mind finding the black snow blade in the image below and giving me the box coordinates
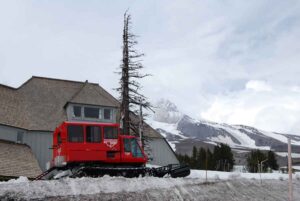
[151,164,190,178]
[169,164,191,178]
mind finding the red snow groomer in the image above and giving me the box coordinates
[36,121,190,180]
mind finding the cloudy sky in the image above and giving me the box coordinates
[1,0,300,134]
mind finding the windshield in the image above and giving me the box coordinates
[123,138,143,158]
[130,138,143,158]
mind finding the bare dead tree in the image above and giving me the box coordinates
[116,11,151,135]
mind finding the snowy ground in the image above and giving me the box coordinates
[1,170,300,201]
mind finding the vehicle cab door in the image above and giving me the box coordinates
[53,131,62,156]
[52,130,65,167]
[121,137,147,163]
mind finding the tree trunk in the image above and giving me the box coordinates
[121,13,130,135]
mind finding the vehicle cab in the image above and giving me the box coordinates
[51,121,147,168]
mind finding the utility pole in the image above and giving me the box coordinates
[260,158,268,185]
[288,138,293,201]
[258,160,260,180]
[205,149,208,183]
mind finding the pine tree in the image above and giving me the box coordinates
[266,150,279,170]
[246,150,267,173]
[176,153,192,166]
[206,149,215,170]
[198,148,206,170]
[116,12,151,135]
[183,154,191,165]
[213,143,234,171]
[191,146,198,168]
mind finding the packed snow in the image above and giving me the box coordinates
[1,170,300,200]
[147,118,187,151]
[209,123,258,148]
[195,120,271,150]
[148,120,187,140]
[188,169,299,180]
[210,135,236,146]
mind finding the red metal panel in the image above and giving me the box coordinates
[52,121,147,167]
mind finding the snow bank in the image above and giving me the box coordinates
[1,171,300,200]
[0,176,29,184]
[188,169,298,180]
[0,176,200,200]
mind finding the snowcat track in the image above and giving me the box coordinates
[35,164,190,180]
[34,167,56,180]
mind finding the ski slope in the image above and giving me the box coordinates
[149,99,300,152]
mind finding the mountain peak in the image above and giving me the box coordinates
[155,99,179,112]
[153,99,183,124]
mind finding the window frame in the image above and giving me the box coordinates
[72,106,82,118]
[86,125,102,143]
[123,138,131,152]
[130,138,143,158]
[104,126,119,139]
[103,108,112,120]
[67,125,84,143]
[84,106,101,119]
[69,104,116,123]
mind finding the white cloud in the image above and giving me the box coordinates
[245,80,272,92]
[201,82,300,134]
[0,1,300,134]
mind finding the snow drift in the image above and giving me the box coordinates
[1,171,300,201]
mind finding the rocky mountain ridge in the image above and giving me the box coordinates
[147,99,300,156]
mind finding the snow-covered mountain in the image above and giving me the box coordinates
[153,99,183,124]
[147,99,300,154]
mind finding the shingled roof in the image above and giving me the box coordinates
[0,76,162,138]
[0,140,42,178]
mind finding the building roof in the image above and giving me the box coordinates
[0,140,42,178]
[0,76,162,138]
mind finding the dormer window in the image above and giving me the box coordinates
[69,104,115,123]
[84,107,101,119]
[104,108,112,120]
[73,106,82,118]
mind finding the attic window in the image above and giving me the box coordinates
[104,108,112,120]
[84,107,100,119]
[73,106,81,117]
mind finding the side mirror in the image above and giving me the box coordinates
[50,145,58,149]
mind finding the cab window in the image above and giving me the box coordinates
[130,139,143,157]
[104,127,118,139]
[124,138,131,152]
[68,125,84,142]
[86,126,102,143]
